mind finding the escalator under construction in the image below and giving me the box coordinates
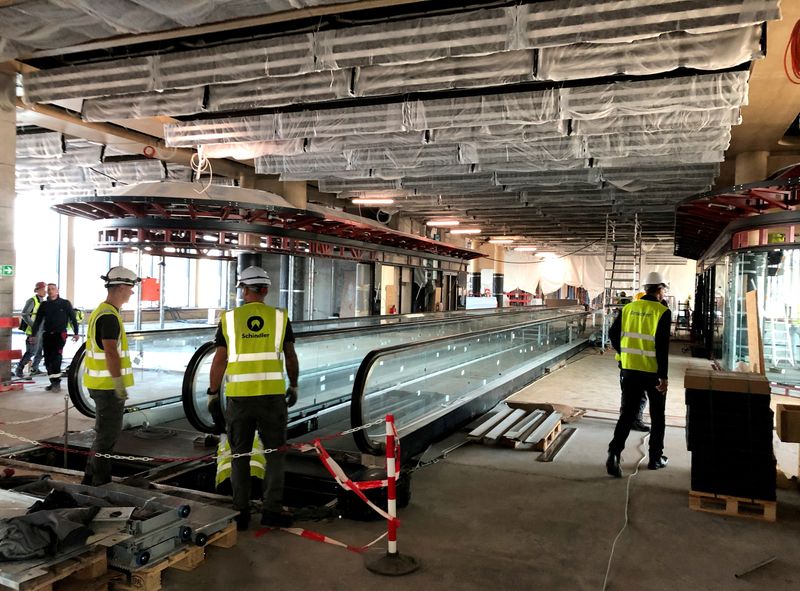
[1,307,590,511]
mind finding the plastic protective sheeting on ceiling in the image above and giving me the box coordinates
[570,108,742,135]
[538,25,763,80]
[82,87,205,122]
[22,0,778,104]
[0,0,347,61]
[15,132,63,158]
[560,71,750,120]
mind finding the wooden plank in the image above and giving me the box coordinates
[503,410,545,441]
[523,412,562,445]
[745,290,765,375]
[689,490,776,522]
[483,409,527,443]
[14,548,107,591]
[467,406,514,440]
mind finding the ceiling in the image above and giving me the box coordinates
[6,0,799,264]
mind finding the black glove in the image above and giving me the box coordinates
[207,389,225,433]
[285,386,298,408]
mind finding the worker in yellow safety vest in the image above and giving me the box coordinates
[207,266,300,531]
[15,281,46,378]
[606,271,672,478]
[82,266,141,486]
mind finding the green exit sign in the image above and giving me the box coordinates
[1,265,14,276]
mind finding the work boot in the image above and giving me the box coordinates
[631,419,650,432]
[606,453,622,478]
[648,456,669,470]
[45,384,61,392]
[30,368,43,376]
[235,512,250,531]
[261,510,293,528]
[14,366,24,378]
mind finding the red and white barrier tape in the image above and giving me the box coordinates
[313,439,393,522]
[255,526,387,554]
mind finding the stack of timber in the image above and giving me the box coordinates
[468,403,577,459]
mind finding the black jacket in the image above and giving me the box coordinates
[31,297,79,335]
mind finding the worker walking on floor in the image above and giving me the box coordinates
[16,281,46,378]
[30,283,80,392]
[606,271,672,478]
[208,266,300,531]
[81,266,140,486]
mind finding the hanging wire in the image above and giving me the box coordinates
[784,19,800,84]
[191,145,213,194]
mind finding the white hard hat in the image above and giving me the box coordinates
[643,271,668,288]
[238,266,271,287]
[102,266,141,287]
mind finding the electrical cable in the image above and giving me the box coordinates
[190,146,213,194]
[784,19,800,84]
[601,432,649,591]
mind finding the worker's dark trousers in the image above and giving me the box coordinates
[83,389,126,486]
[619,372,647,423]
[42,331,67,387]
[227,395,287,514]
[609,371,666,462]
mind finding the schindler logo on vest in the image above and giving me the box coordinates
[242,315,270,339]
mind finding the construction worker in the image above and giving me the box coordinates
[16,281,46,378]
[81,266,140,486]
[606,271,672,478]
[208,266,299,531]
[30,283,79,392]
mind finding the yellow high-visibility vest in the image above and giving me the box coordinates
[82,302,133,390]
[222,303,287,397]
[215,434,266,488]
[24,297,41,336]
[619,299,667,374]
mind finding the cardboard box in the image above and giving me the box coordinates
[683,368,771,395]
[776,404,800,443]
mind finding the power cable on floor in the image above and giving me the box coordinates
[602,432,649,591]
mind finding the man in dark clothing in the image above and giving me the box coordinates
[30,283,79,392]
[16,281,46,377]
[606,272,672,478]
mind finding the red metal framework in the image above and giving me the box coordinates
[53,195,483,266]
[675,164,800,259]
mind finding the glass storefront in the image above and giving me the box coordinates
[718,246,800,390]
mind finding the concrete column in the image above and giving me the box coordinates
[493,244,505,308]
[734,151,769,185]
[282,181,307,209]
[60,216,76,302]
[0,73,15,381]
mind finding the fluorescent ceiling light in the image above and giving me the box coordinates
[488,238,514,244]
[426,219,460,226]
[202,234,217,242]
[514,246,538,251]
[450,228,481,234]
[352,197,395,205]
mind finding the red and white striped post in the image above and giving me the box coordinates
[365,414,419,576]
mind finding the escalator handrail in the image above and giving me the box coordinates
[349,310,588,455]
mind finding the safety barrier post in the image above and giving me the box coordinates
[365,414,419,576]
[0,316,23,391]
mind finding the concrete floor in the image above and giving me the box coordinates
[3,343,800,590]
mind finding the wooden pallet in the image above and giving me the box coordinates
[533,420,562,452]
[689,490,777,523]
[4,547,108,591]
[111,523,237,591]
